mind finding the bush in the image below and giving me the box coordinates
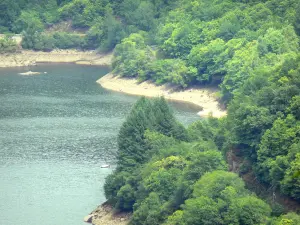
[22,31,86,51]
[0,36,18,53]
[53,32,86,49]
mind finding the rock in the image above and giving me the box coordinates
[101,164,110,168]
[84,214,94,223]
[18,71,41,75]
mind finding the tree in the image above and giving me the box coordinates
[116,184,136,210]
[170,171,271,225]
[112,32,154,77]
[281,153,300,200]
[116,97,154,171]
[13,10,44,33]
[192,171,246,200]
[0,1,23,32]
[151,97,188,141]
[258,26,299,56]
[182,196,221,225]
[99,5,126,51]
[116,96,188,171]
[188,38,227,84]
[288,96,300,120]
[130,192,163,225]
[227,196,271,225]
[0,37,18,53]
[143,59,197,87]
[257,115,300,187]
[104,171,129,204]
[274,213,300,225]
[221,41,260,101]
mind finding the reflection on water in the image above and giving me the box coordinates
[0,64,200,225]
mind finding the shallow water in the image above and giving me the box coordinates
[0,64,200,225]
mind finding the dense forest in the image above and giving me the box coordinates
[105,96,300,224]
[1,0,300,224]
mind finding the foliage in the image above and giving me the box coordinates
[188,38,227,84]
[13,10,44,33]
[112,33,154,78]
[166,171,271,225]
[22,31,86,51]
[0,1,23,33]
[0,37,18,53]
[104,97,189,211]
[144,59,197,88]
[105,0,300,223]
[273,213,300,225]
[225,54,300,200]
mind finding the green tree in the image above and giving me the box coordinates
[182,196,221,225]
[257,115,300,187]
[281,153,300,200]
[0,37,18,53]
[227,196,271,225]
[188,38,227,84]
[143,59,197,87]
[221,41,260,101]
[116,97,154,171]
[274,213,300,225]
[99,5,126,51]
[130,192,163,225]
[151,97,188,141]
[169,171,271,225]
[13,10,44,33]
[116,184,136,210]
[112,32,154,77]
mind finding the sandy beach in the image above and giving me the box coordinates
[0,50,112,68]
[97,73,227,118]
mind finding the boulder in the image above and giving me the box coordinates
[84,214,94,223]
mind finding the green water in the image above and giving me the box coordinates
[0,64,200,225]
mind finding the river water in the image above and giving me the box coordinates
[0,64,200,225]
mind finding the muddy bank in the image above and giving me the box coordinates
[0,50,112,68]
[97,73,227,118]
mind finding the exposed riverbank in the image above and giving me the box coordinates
[0,50,112,67]
[1,49,226,117]
[97,73,227,118]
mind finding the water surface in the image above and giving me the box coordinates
[0,64,200,225]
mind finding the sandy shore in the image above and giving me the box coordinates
[97,73,227,118]
[1,49,226,117]
[0,50,112,67]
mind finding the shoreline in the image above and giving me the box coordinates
[97,73,227,118]
[85,202,131,225]
[1,50,227,118]
[0,50,112,68]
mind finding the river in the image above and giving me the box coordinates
[0,64,200,225]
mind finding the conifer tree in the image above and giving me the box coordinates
[117,97,154,171]
[152,97,188,141]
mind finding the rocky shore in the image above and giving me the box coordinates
[97,73,227,118]
[0,50,112,68]
[84,202,131,225]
